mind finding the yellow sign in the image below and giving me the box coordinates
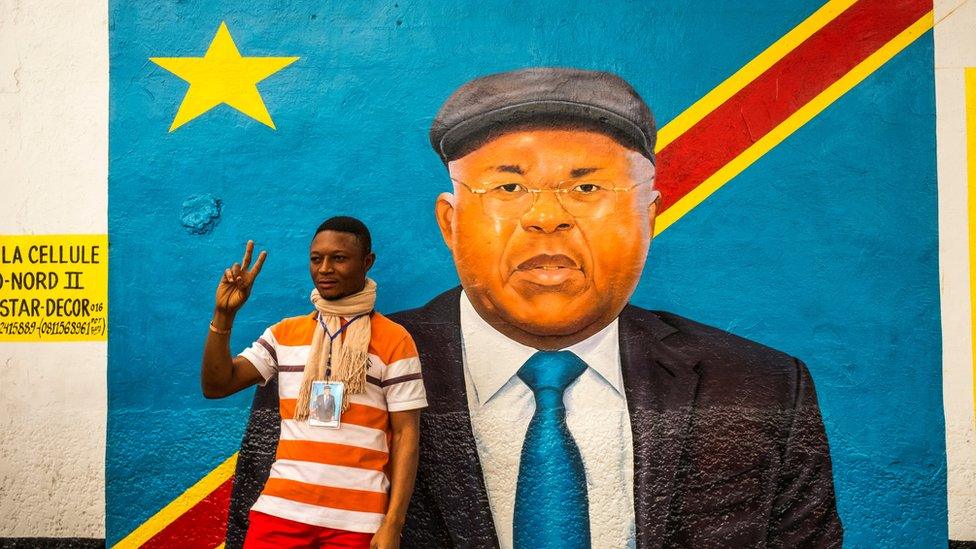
[0,234,108,341]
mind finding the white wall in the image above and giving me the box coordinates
[936,0,976,541]
[0,0,107,537]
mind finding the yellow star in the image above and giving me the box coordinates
[150,22,299,131]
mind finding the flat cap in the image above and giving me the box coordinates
[430,67,656,164]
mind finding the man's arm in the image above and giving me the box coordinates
[200,240,268,399]
[372,409,422,549]
[767,359,843,547]
[201,310,264,398]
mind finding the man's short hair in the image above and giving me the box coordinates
[314,216,372,255]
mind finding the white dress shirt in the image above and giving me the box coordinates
[459,291,636,549]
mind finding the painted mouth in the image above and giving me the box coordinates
[516,254,579,271]
[513,254,582,286]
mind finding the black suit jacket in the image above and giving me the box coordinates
[226,287,842,548]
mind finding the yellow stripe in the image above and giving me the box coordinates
[655,0,856,151]
[655,11,934,235]
[111,453,238,549]
[967,67,976,420]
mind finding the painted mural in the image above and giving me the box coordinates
[232,67,844,549]
[104,0,947,548]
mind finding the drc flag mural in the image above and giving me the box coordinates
[106,0,944,547]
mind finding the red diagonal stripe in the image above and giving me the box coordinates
[141,477,233,548]
[656,0,931,212]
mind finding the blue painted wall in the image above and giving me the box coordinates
[108,1,942,546]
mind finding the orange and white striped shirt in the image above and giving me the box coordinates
[239,311,427,533]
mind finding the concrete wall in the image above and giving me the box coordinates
[935,0,976,541]
[0,0,107,541]
[3,0,976,547]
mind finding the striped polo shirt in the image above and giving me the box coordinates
[239,311,427,533]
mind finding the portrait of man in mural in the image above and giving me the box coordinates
[389,67,843,548]
[229,68,843,548]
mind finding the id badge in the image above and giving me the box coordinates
[308,380,344,429]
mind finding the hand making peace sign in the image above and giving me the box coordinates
[215,240,268,314]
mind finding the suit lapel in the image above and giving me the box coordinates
[411,288,499,548]
[619,305,701,549]
[409,293,699,548]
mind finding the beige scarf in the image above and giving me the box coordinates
[294,278,376,421]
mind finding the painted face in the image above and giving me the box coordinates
[437,129,658,342]
[309,230,374,300]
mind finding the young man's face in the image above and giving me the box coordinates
[437,129,658,341]
[309,230,375,300]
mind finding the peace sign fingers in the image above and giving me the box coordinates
[250,250,268,279]
[241,240,268,281]
[242,240,255,270]
[214,240,268,314]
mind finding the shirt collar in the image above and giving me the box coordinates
[459,290,623,406]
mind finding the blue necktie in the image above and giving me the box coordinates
[514,351,591,549]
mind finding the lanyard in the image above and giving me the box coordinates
[318,312,370,380]
[318,312,369,342]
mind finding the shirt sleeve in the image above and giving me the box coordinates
[238,326,279,386]
[382,333,428,412]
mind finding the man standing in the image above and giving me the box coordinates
[390,68,842,548]
[202,216,426,548]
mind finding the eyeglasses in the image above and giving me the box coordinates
[451,177,659,219]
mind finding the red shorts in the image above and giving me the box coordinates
[243,510,374,549]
